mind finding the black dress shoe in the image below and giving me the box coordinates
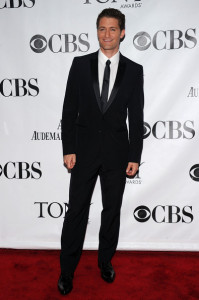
[58,274,73,295]
[98,261,115,283]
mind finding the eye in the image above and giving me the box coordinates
[30,35,47,53]
[143,122,151,138]
[134,206,151,222]
[189,164,199,181]
[133,31,151,50]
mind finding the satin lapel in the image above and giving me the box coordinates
[90,53,101,112]
[103,56,126,114]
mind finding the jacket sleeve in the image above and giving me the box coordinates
[61,57,79,156]
[128,65,144,164]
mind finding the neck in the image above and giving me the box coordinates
[100,47,119,58]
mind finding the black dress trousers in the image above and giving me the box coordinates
[60,148,126,275]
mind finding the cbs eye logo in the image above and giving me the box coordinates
[189,164,199,182]
[133,29,197,51]
[134,206,151,222]
[30,33,90,53]
[143,122,151,139]
[133,205,193,223]
[133,32,151,51]
[30,35,47,53]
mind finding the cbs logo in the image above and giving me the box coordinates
[0,0,35,8]
[0,78,39,97]
[133,205,193,223]
[133,29,197,51]
[0,162,42,179]
[143,121,195,139]
[30,34,90,53]
[189,164,199,182]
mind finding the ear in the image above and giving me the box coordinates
[120,29,125,39]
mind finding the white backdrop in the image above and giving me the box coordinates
[0,0,199,251]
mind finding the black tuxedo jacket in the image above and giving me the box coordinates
[61,51,144,168]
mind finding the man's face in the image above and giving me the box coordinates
[97,17,125,53]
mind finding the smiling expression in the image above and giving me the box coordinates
[97,17,125,57]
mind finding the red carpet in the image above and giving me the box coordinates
[0,249,199,300]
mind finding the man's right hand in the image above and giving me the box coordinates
[63,154,76,169]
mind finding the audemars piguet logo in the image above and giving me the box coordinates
[187,86,199,98]
[31,120,61,141]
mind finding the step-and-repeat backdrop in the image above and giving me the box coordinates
[1,0,199,250]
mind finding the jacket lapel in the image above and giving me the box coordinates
[90,52,101,112]
[104,54,126,114]
[90,52,126,114]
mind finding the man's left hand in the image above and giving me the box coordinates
[126,162,139,176]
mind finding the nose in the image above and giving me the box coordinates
[105,29,110,37]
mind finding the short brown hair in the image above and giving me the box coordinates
[96,8,125,31]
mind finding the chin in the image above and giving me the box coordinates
[101,46,114,51]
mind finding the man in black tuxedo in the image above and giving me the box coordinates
[58,8,144,295]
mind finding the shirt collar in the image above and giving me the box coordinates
[98,49,120,66]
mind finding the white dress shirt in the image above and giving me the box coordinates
[98,49,120,100]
